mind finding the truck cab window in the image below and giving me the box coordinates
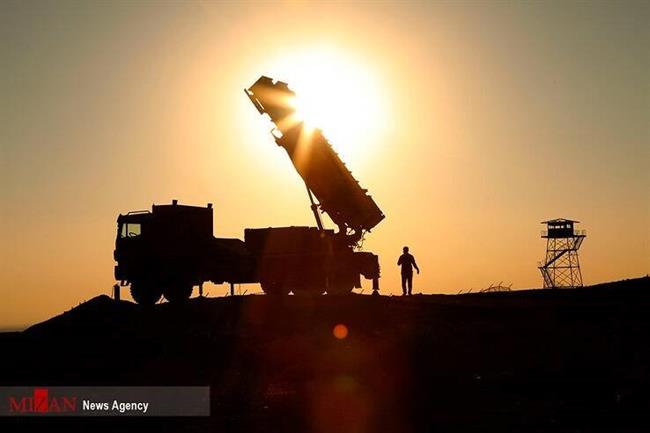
[121,223,141,238]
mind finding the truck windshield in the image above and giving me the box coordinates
[120,223,141,238]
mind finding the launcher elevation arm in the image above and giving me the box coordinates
[245,76,384,246]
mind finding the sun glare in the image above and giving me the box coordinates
[266,48,387,162]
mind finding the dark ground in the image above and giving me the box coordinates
[1,277,649,432]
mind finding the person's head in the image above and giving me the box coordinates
[403,246,409,253]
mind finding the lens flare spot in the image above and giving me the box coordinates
[333,323,348,339]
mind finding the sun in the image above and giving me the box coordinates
[264,47,387,162]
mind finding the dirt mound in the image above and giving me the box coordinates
[2,277,649,432]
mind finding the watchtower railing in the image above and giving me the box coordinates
[541,229,587,237]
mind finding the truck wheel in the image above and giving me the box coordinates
[293,288,325,297]
[327,276,354,295]
[291,276,326,296]
[261,280,289,295]
[327,285,353,295]
[163,283,193,303]
[130,283,162,305]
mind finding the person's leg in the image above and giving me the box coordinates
[407,274,413,295]
[401,273,407,295]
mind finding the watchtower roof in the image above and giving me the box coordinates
[541,218,580,224]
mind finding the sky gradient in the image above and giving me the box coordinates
[1,1,649,329]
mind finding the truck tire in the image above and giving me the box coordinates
[163,283,193,303]
[293,288,325,296]
[261,279,289,295]
[326,275,354,295]
[293,279,326,296]
[130,283,162,305]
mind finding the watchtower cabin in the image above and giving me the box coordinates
[544,219,576,238]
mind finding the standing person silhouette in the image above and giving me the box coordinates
[397,246,419,296]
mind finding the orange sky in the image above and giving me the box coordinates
[1,1,648,329]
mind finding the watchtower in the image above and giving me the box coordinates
[538,218,586,288]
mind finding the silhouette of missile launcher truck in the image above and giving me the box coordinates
[114,76,384,304]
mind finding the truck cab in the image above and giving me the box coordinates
[114,200,253,304]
